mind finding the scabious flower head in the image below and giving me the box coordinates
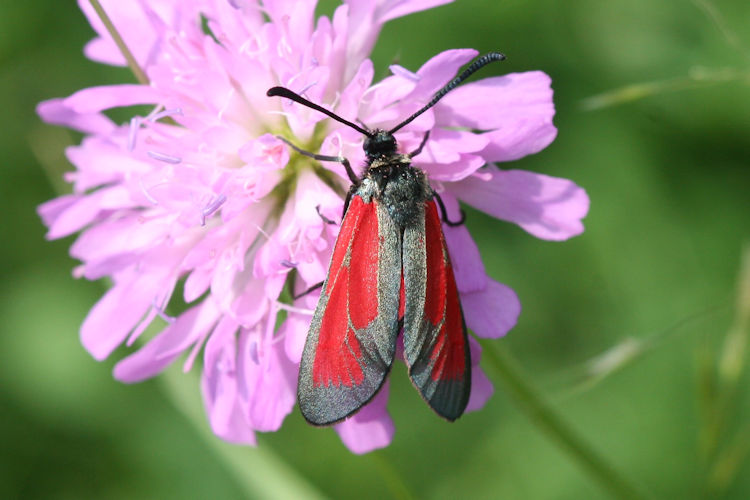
[38,0,588,453]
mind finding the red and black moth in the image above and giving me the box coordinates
[268,52,505,426]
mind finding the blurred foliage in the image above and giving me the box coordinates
[2,0,749,498]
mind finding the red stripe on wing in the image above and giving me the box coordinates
[312,196,380,388]
[422,200,467,383]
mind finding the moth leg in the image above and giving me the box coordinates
[292,281,324,301]
[276,135,359,185]
[341,191,354,219]
[315,205,337,225]
[434,192,466,227]
[408,131,430,158]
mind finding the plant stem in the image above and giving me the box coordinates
[88,0,150,85]
[483,342,650,500]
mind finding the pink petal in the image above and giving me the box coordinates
[37,195,80,235]
[334,383,394,454]
[184,266,213,303]
[45,187,134,240]
[78,0,174,67]
[420,153,485,182]
[36,98,116,135]
[63,85,160,113]
[462,278,520,338]
[47,193,101,240]
[449,168,590,241]
[409,48,478,100]
[201,316,256,445]
[81,276,154,360]
[375,0,454,23]
[237,330,297,432]
[436,71,557,162]
[437,71,554,129]
[113,300,220,382]
[282,306,315,364]
[466,366,494,412]
[478,123,558,163]
[439,193,488,293]
[465,337,494,412]
[154,298,220,359]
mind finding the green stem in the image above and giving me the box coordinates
[483,342,650,500]
[159,365,326,500]
[371,451,415,500]
[88,0,150,85]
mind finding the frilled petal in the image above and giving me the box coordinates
[77,0,183,67]
[37,195,79,232]
[282,299,317,364]
[236,327,297,432]
[374,0,453,23]
[113,299,220,382]
[435,71,557,162]
[201,316,257,445]
[438,192,488,293]
[334,383,394,454]
[36,98,116,135]
[465,338,494,412]
[462,278,520,338]
[44,187,135,240]
[406,48,478,101]
[63,85,160,113]
[80,271,160,360]
[449,168,589,241]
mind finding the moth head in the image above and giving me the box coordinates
[363,130,397,160]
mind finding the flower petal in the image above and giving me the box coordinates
[201,316,257,445]
[466,366,494,412]
[334,383,394,454]
[237,329,297,432]
[439,193,488,293]
[375,0,454,23]
[113,299,220,382]
[80,274,156,360]
[435,71,557,162]
[462,278,520,338]
[449,168,589,241]
[36,98,116,135]
[63,85,160,113]
[465,337,494,412]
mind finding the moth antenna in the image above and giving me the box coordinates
[389,52,506,134]
[267,86,372,137]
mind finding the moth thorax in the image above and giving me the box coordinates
[380,165,432,228]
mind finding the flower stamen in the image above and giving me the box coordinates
[200,194,227,226]
[128,116,141,151]
[147,150,182,164]
[149,107,183,122]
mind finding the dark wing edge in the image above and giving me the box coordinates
[402,200,471,421]
[298,196,402,425]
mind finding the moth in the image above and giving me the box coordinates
[268,52,505,425]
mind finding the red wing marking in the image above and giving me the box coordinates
[402,199,470,421]
[298,196,401,425]
[312,196,379,387]
[422,201,467,382]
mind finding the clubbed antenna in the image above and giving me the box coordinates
[266,86,372,137]
[389,52,506,134]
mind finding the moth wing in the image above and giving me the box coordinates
[402,199,471,421]
[298,196,401,425]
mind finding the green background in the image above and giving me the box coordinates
[2,0,749,498]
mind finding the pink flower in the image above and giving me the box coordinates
[38,0,588,454]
